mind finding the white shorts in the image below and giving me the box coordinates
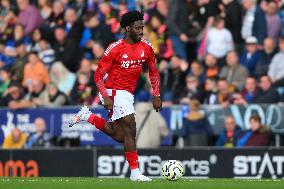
[99,89,135,121]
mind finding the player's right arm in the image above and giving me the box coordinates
[94,44,115,110]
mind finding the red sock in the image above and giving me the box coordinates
[125,151,139,170]
[87,113,106,131]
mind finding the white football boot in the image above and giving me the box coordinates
[69,106,92,127]
[130,168,152,182]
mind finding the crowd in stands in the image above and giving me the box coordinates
[0,0,284,148]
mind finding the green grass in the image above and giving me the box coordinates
[0,177,284,189]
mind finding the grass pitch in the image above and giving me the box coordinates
[0,177,284,189]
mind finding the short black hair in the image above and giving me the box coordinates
[120,11,144,28]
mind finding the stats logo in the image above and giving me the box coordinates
[97,154,217,178]
[233,153,284,178]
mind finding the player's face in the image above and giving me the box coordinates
[128,20,144,42]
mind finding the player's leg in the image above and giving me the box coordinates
[116,114,152,181]
[69,106,124,143]
[88,115,125,143]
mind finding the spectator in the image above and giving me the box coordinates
[64,8,83,41]
[206,15,234,59]
[241,0,267,44]
[237,114,270,147]
[37,0,53,20]
[98,1,121,36]
[189,60,205,86]
[146,14,173,60]
[135,90,169,148]
[265,1,281,43]
[2,128,27,149]
[25,79,49,108]
[0,66,11,97]
[217,78,235,107]
[239,36,262,76]
[52,24,83,72]
[0,42,16,68]
[215,116,242,147]
[219,0,243,48]
[159,55,187,102]
[0,83,27,108]
[38,38,55,69]
[234,77,258,105]
[220,51,249,91]
[17,0,43,35]
[30,28,42,52]
[0,0,17,38]
[52,25,66,60]
[255,37,277,78]
[13,24,31,45]
[72,0,87,18]
[166,0,189,60]
[44,82,69,107]
[204,54,219,78]
[70,72,94,105]
[80,12,114,50]
[204,77,219,105]
[268,37,284,85]
[49,61,76,95]
[181,99,212,146]
[196,0,219,28]
[10,41,28,82]
[22,51,50,87]
[254,75,280,103]
[178,75,205,104]
[26,117,52,148]
[45,0,65,32]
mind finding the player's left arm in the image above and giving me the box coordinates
[146,45,162,112]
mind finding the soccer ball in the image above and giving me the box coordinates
[162,160,184,181]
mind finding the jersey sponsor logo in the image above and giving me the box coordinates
[121,59,145,68]
[104,39,123,56]
[122,54,128,59]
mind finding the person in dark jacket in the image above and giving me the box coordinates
[254,75,280,103]
[236,114,270,147]
[52,8,83,73]
[220,0,243,46]
[26,117,52,148]
[181,99,212,146]
[166,0,190,60]
[255,37,277,78]
[215,116,242,147]
[80,12,114,49]
[241,0,267,45]
[239,36,262,76]
[160,55,187,103]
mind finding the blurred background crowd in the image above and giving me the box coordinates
[0,0,284,148]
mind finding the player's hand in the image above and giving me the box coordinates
[103,96,113,110]
[152,96,162,112]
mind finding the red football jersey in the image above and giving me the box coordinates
[97,38,158,94]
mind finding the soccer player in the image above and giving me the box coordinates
[69,11,162,181]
